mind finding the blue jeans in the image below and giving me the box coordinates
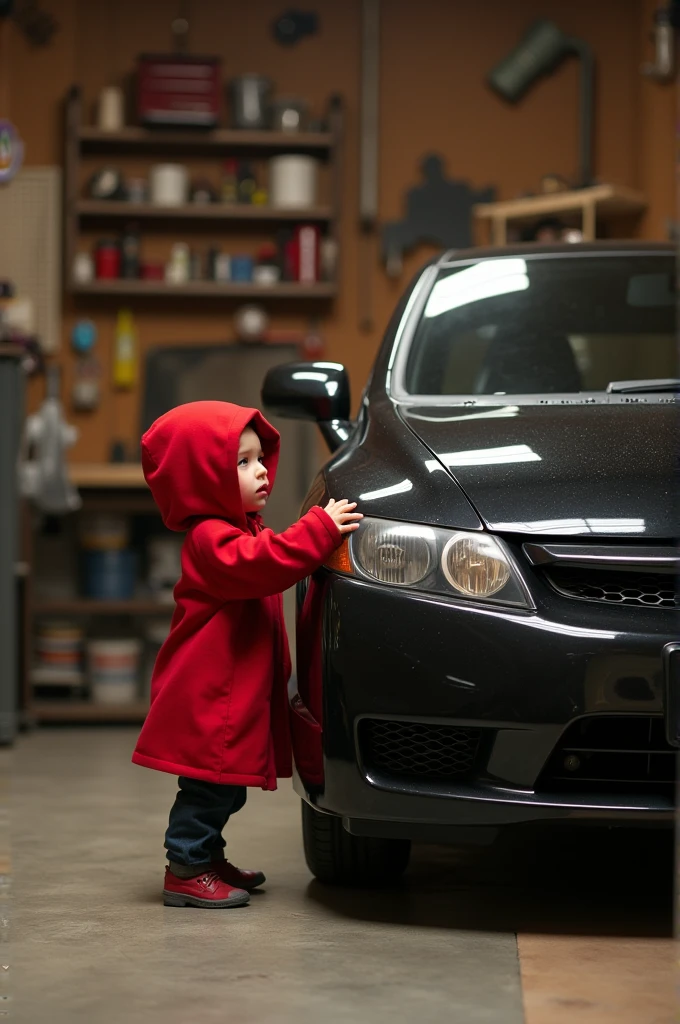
[164,776,247,868]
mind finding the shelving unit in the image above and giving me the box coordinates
[25,467,165,726]
[63,87,343,300]
[474,184,647,245]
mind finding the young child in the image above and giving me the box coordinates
[132,400,361,908]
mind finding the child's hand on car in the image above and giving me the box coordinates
[324,499,363,534]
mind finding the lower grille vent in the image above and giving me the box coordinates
[359,718,481,783]
[538,715,675,798]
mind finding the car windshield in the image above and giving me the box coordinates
[403,254,676,396]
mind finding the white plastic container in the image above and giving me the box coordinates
[88,639,141,704]
[97,86,124,132]
[147,536,182,603]
[73,252,95,283]
[165,242,190,284]
[150,164,188,206]
[269,155,319,208]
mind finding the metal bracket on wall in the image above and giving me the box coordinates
[11,0,58,46]
[359,0,379,332]
[642,2,677,81]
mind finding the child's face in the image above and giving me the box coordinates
[237,427,269,513]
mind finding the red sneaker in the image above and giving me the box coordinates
[163,867,250,908]
[211,858,266,891]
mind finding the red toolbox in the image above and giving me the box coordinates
[137,54,221,128]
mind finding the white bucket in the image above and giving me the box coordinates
[143,620,172,699]
[269,155,318,208]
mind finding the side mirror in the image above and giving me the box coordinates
[262,361,352,452]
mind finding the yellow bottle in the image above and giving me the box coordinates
[113,309,137,389]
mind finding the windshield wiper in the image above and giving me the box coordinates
[606,378,680,394]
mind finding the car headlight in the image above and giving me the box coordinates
[326,517,532,609]
[357,521,433,586]
[441,534,510,597]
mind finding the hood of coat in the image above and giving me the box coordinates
[141,401,280,532]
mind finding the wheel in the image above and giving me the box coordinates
[301,800,411,886]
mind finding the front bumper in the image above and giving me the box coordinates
[294,573,676,837]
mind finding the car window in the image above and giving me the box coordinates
[403,256,676,395]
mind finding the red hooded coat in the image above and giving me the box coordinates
[131,401,341,789]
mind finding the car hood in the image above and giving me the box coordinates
[399,402,677,539]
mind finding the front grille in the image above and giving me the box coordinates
[538,715,676,798]
[359,718,481,783]
[546,566,678,608]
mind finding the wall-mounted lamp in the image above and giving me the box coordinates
[487,20,594,188]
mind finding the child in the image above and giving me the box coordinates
[132,400,361,908]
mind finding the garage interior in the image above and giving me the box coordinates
[0,1,677,1022]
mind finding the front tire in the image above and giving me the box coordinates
[301,800,411,886]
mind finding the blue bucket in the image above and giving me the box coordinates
[83,549,137,600]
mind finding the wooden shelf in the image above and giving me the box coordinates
[68,463,146,488]
[474,184,647,245]
[69,280,337,299]
[31,668,85,687]
[0,343,23,358]
[76,200,333,222]
[78,126,334,153]
[475,184,647,221]
[33,701,148,723]
[33,600,174,616]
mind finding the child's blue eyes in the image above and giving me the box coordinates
[238,457,265,467]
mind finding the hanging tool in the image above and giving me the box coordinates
[171,0,189,53]
[382,155,496,276]
[272,9,318,46]
[20,365,81,514]
[642,3,677,82]
[358,0,379,332]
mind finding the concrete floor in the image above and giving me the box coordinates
[7,729,675,1024]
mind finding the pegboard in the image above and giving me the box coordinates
[0,166,62,353]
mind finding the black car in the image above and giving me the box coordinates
[263,242,678,886]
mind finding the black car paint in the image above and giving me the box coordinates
[399,402,677,538]
[263,243,678,839]
[318,576,672,826]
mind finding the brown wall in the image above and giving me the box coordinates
[2,0,675,462]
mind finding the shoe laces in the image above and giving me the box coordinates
[199,871,222,887]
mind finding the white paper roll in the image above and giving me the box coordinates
[97,87,124,132]
[269,155,319,208]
